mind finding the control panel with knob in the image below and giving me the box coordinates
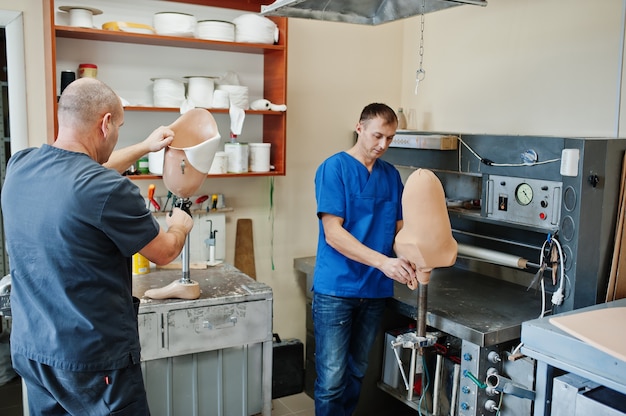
[486,175,562,229]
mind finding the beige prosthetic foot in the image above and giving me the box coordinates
[144,279,201,300]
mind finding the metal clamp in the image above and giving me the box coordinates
[390,331,439,393]
[173,197,193,216]
[392,331,438,350]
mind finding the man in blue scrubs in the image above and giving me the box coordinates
[1,78,194,415]
[313,103,417,416]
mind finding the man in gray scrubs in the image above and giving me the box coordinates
[1,78,193,415]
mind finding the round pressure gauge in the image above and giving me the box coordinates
[515,183,533,206]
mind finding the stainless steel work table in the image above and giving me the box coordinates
[133,265,273,416]
[391,267,543,347]
[520,299,626,416]
[133,266,272,315]
[295,256,542,347]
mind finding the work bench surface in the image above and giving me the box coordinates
[133,264,272,313]
[294,256,542,347]
[392,267,542,347]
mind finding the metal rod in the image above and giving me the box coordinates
[174,197,193,285]
[433,354,443,416]
[409,282,428,404]
[450,363,461,416]
[457,254,543,270]
[393,345,410,390]
[179,233,191,284]
[454,228,549,270]
[417,283,428,337]
[407,348,416,401]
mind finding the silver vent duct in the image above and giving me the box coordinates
[260,0,488,25]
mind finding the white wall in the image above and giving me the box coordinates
[400,0,626,137]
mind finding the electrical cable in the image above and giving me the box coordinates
[536,238,549,317]
[550,237,566,306]
[268,177,275,270]
[496,390,504,416]
[540,278,546,318]
[552,273,572,314]
[534,234,566,314]
[457,137,561,168]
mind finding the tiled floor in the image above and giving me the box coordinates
[271,392,315,416]
[0,376,314,416]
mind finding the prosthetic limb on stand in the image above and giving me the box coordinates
[143,199,201,300]
[391,169,459,406]
[144,109,221,301]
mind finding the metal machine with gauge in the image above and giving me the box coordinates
[485,175,562,229]
[371,134,626,416]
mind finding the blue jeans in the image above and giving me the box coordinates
[313,293,387,416]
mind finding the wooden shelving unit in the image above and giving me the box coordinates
[48,0,288,177]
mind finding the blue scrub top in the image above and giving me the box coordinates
[2,145,159,371]
[313,152,403,298]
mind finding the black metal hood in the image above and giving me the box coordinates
[261,0,488,25]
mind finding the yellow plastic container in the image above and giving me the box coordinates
[132,253,150,275]
[78,63,98,79]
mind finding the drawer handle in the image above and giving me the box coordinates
[199,316,238,331]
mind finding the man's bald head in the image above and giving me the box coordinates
[57,77,123,130]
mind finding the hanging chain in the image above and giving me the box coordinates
[415,0,426,94]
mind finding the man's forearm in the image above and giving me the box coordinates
[104,142,149,173]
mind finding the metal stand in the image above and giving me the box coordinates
[180,232,191,284]
[391,282,438,405]
[143,197,201,301]
[174,198,193,284]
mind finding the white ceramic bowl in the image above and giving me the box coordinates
[232,14,278,44]
[196,20,235,42]
[153,12,196,37]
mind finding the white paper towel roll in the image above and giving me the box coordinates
[560,148,580,177]
[186,76,215,108]
[457,243,528,269]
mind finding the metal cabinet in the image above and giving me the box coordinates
[134,265,273,416]
[521,299,626,416]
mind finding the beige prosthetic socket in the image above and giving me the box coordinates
[144,279,201,300]
[394,169,458,288]
[162,108,221,198]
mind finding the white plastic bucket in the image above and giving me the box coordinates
[224,142,249,173]
[209,151,229,174]
[249,143,271,172]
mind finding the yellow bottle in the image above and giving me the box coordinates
[132,253,150,275]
